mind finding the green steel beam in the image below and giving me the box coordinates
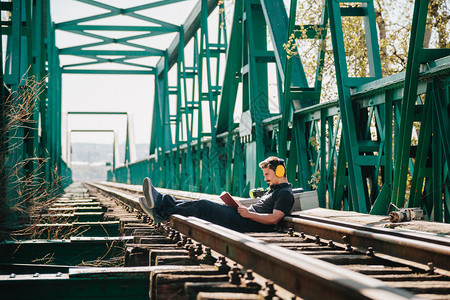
[216,0,243,192]
[55,0,191,73]
[260,0,309,89]
[392,0,430,208]
[155,0,219,76]
[0,237,130,265]
[0,266,152,300]
[62,70,154,74]
[0,0,71,226]
[328,0,382,213]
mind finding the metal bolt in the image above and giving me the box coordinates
[33,273,40,277]
[345,244,353,252]
[366,247,374,256]
[214,256,231,273]
[287,227,294,237]
[56,272,62,277]
[342,235,349,243]
[228,263,242,285]
[173,232,181,243]
[315,235,321,244]
[195,243,203,256]
[328,241,335,248]
[201,247,217,265]
[244,269,255,281]
[177,235,187,247]
[428,262,435,275]
[188,245,197,259]
[10,273,16,278]
[262,281,277,299]
[244,269,261,290]
[184,238,193,249]
[300,232,306,239]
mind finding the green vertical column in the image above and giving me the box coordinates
[176,27,195,190]
[200,0,220,194]
[328,0,365,212]
[3,0,29,223]
[327,0,382,213]
[391,0,429,207]
[244,0,270,188]
[370,91,393,214]
[216,0,242,192]
[282,0,327,197]
[278,0,297,159]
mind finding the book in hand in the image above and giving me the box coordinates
[220,191,239,209]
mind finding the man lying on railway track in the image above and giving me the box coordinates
[138,156,294,232]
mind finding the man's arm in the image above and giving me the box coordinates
[237,205,285,225]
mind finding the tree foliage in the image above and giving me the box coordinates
[293,0,449,101]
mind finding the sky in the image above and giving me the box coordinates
[50,0,206,162]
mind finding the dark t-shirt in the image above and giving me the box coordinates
[248,183,294,216]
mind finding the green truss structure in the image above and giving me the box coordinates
[0,0,72,225]
[1,0,449,224]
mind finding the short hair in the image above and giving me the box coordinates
[259,156,285,173]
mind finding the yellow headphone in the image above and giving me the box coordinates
[275,164,285,177]
[260,158,286,177]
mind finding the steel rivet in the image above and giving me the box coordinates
[10,273,16,278]
[366,247,374,256]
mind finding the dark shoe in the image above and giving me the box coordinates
[139,197,165,223]
[142,177,161,208]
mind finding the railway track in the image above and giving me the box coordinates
[87,181,450,300]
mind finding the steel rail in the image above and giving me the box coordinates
[87,182,448,298]
[169,215,418,300]
[285,214,450,246]
[86,182,141,211]
[90,182,450,271]
[282,216,450,272]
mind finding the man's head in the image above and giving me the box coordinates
[259,156,287,186]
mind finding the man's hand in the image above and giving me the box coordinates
[237,204,252,218]
[237,204,285,225]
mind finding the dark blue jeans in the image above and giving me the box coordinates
[155,195,276,233]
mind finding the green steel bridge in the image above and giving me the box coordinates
[0,0,449,227]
